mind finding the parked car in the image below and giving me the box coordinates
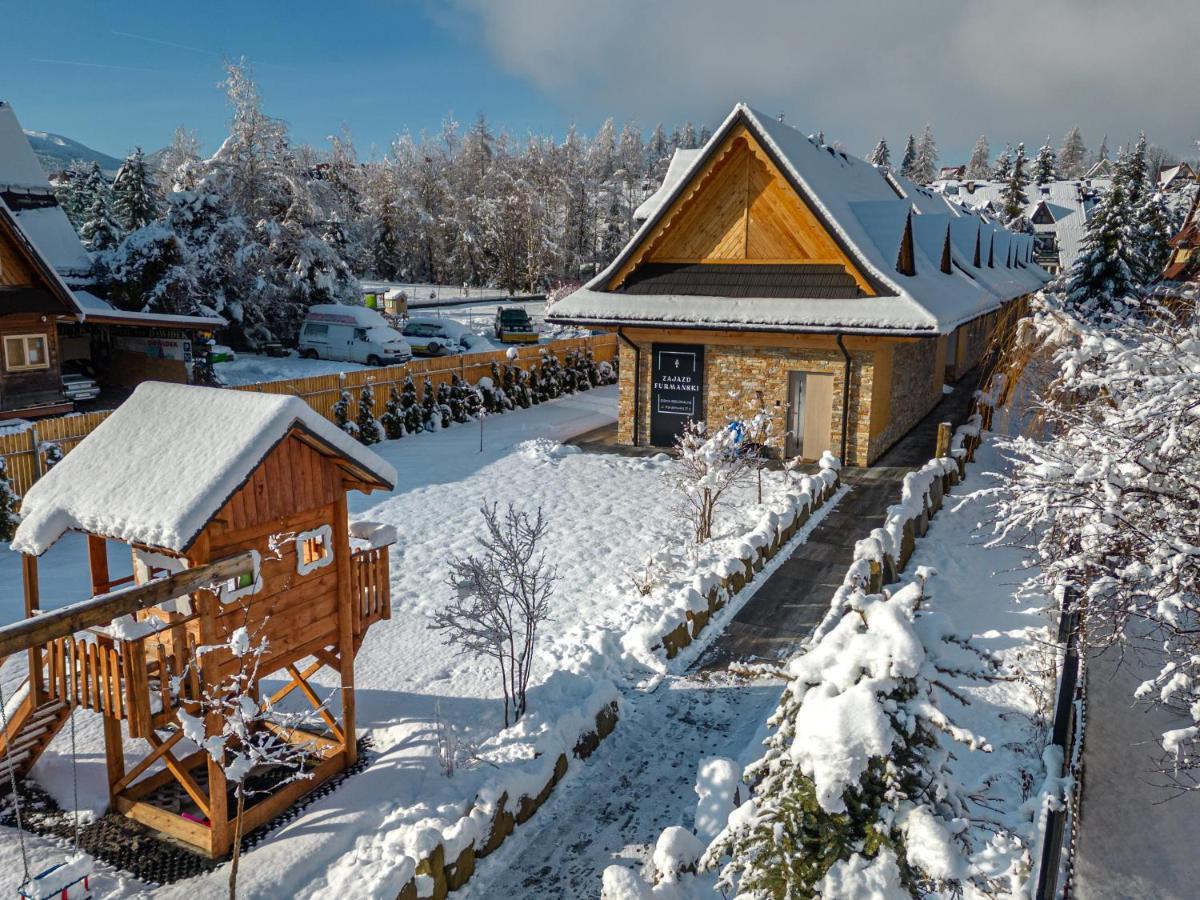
[494,306,538,344]
[298,304,413,365]
[402,318,471,357]
[61,359,100,403]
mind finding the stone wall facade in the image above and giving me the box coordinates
[870,336,941,460]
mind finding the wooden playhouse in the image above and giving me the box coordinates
[0,381,397,857]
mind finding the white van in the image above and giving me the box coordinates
[297,304,413,366]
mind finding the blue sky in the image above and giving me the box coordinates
[3,1,1196,165]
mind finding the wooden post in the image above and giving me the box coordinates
[102,715,125,809]
[88,534,110,595]
[332,492,357,766]
[22,554,44,705]
[190,536,230,859]
[935,421,952,459]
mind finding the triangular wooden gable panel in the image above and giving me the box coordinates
[0,223,38,287]
[607,124,876,295]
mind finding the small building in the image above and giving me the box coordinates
[0,101,223,418]
[1157,162,1195,192]
[936,164,967,182]
[5,382,397,857]
[1161,184,1200,284]
[548,104,1049,465]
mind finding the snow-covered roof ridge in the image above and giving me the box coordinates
[549,103,1049,336]
[0,101,52,190]
[13,382,397,557]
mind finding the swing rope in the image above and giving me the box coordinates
[0,677,31,886]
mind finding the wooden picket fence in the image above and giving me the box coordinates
[0,333,617,497]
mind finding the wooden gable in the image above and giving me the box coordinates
[607,124,876,295]
[0,225,37,287]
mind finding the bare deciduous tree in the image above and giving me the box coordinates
[433,502,557,727]
[670,420,752,543]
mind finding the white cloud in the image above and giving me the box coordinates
[450,0,1199,159]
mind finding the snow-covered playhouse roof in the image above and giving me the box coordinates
[550,104,1049,336]
[12,382,397,556]
[0,100,223,330]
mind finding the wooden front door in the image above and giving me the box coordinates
[786,371,834,461]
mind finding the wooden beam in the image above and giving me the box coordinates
[333,493,357,765]
[22,554,43,705]
[87,534,110,597]
[115,797,214,854]
[268,659,324,706]
[0,551,256,657]
[284,663,344,744]
[145,731,211,819]
[112,728,184,796]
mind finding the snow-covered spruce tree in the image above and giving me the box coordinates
[1059,127,1088,179]
[433,502,557,727]
[867,138,891,168]
[356,382,383,445]
[992,144,1013,182]
[703,581,996,897]
[1033,140,1058,185]
[401,374,423,435]
[111,147,160,231]
[0,457,19,542]
[912,124,938,185]
[540,351,563,400]
[332,389,358,437]
[966,134,991,180]
[53,160,92,232]
[381,385,406,440]
[992,297,1200,794]
[560,350,579,394]
[1063,160,1140,317]
[421,377,437,432]
[525,366,541,405]
[898,134,918,181]
[435,380,452,428]
[1134,189,1174,283]
[1125,133,1149,204]
[1001,143,1030,226]
[79,192,121,253]
[448,374,469,424]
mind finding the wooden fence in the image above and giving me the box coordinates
[0,333,617,497]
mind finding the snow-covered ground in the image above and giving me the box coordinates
[214,351,374,386]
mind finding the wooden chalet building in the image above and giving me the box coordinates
[548,104,1049,465]
[4,382,396,856]
[0,101,223,419]
[1160,181,1200,287]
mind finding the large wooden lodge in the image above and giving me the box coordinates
[549,104,1050,464]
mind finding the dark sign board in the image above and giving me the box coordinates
[650,343,705,447]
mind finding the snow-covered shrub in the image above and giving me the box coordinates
[400,374,422,435]
[703,579,997,897]
[356,382,383,445]
[670,420,751,543]
[40,441,65,470]
[993,294,1200,790]
[381,385,406,440]
[332,389,357,437]
[435,380,452,428]
[0,456,18,541]
[421,377,438,432]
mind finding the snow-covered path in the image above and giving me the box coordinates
[459,675,782,899]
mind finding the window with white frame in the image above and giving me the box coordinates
[219,549,262,604]
[4,334,49,372]
[296,525,334,576]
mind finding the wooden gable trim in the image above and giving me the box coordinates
[604,113,883,297]
[0,204,80,316]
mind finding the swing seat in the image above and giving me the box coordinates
[17,853,93,900]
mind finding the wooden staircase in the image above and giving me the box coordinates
[0,686,72,783]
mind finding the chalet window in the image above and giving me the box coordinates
[218,549,262,604]
[295,525,334,576]
[4,334,49,372]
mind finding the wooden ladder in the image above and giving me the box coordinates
[0,681,72,784]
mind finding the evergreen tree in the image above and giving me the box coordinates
[1125,133,1149,204]
[356,382,383,445]
[1059,126,1088,179]
[1134,189,1173,282]
[448,374,469,423]
[332,389,357,437]
[53,160,92,231]
[0,457,19,542]
[912,123,938,184]
[867,137,890,168]
[1064,155,1140,317]
[79,192,121,253]
[435,380,452,428]
[401,374,423,434]
[1096,135,1110,163]
[898,134,917,180]
[1033,140,1059,185]
[381,385,406,439]
[1001,143,1030,224]
[111,147,160,231]
[421,377,437,431]
[992,144,1013,181]
[966,134,991,179]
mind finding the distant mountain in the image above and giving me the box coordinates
[23,130,123,177]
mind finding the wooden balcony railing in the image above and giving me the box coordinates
[350,546,391,637]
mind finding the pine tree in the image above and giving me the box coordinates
[1125,133,1149,204]
[79,192,121,253]
[898,135,918,180]
[1134,189,1173,282]
[867,138,890,168]
[992,144,1013,181]
[435,381,452,428]
[1033,140,1059,185]
[401,374,423,434]
[1059,127,1088,179]
[421,377,437,431]
[53,160,93,231]
[111,147,160,231]
[356,382,383,445]
[966,134,991,179]
[448,374,469,424]
[332,390,357,437]
[381,385,406,440]
[912,124,938,184]
[1064,155,1140,317]
[0,457,19,542]
[1001,143,1030,224]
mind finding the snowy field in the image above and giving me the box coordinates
[0,384,816,897]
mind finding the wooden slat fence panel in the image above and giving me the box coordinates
[0,333,616,493]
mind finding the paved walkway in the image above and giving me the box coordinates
[694,380,977,671]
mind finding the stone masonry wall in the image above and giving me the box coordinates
[871,336,941,461]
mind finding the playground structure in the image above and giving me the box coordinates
[0,382,397,858]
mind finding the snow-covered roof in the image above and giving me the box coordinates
[633,148,703,223]
[550,104,1048,336]
[0,102,51,189]
[12,382,397,556]
[73,290,224,330]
